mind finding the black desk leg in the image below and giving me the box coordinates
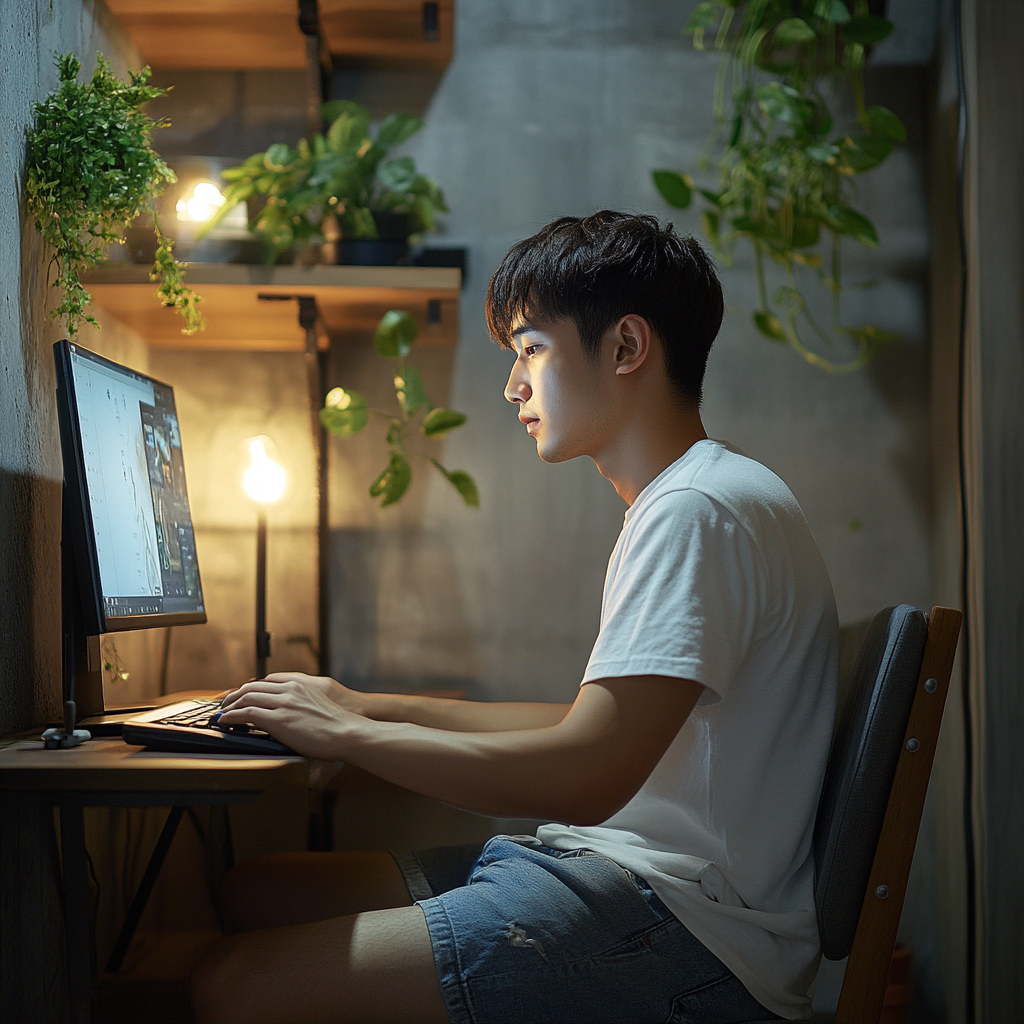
[60,803,93,1024]
[106,805,185,974]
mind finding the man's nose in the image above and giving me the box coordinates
[504,366,531,404]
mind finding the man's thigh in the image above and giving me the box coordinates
[192,904,449,1024]
[222,851,413,933]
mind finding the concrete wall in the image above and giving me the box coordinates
[0,3,146,1018]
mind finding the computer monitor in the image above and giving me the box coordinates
[54,340,206,725]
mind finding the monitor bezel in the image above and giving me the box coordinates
[54,339,208,634]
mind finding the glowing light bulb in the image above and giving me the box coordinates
[243,438,286,504]
[176,181,227,223]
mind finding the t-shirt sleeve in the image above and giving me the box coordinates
[583,488,768,703]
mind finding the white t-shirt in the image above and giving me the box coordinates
[537,439,839,1021]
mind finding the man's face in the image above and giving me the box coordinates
[504,316,614,463]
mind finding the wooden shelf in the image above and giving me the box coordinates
[82,263,461,351]
[104,0,454,71]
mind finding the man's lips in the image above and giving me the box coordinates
[519,414,539,434]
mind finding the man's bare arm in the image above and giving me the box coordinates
[218,675,701,824]
[262,672,571,732]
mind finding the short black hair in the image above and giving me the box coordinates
[485,211,724,405]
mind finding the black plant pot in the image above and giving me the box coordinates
[330,211,414,266]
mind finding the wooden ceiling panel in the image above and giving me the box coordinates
[104,0,453,71]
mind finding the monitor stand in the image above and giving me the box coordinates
[42,485,105,748]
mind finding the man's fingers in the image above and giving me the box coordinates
[220,679,290,706]
[216,705,279,727]
[265,671,311,683]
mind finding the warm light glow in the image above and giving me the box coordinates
[243,438,286,504]
[176,181,227,223]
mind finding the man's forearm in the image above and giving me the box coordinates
[351,692,572,732]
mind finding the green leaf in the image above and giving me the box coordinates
[806,143,839,163]
[700,189,724,208]
[652,169,693,208]
[753,311,787,343]
[374,309,419,357]
[327,111,370,155]
[264,143,293,170]
[429,459,480,508]
[773,18,817,45]
[378,156,417,193]
[445,470,480,508]
[814,0,850,25]
[369,451,412,507]
[422,407,467,437]
[863,105,907,143]
[320,99,369,123]
[319,387,369,435]
[839,135,894,173]
[755,82,816,125]
[841,15,894,45]
[828,205,879,247]
[376,112,423,149]
[684,1,717,33]
[394,364,430,416]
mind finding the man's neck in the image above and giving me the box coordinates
[592,404,708,506]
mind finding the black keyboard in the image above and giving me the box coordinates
[122,699,294,755]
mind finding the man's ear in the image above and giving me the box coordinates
[612,315,652,376]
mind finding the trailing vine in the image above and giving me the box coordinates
[320,310,478,509]
[24,53,203,338]
[653,1,900,372]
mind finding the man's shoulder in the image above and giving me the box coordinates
[643,441,803,526]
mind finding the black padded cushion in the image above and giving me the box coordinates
[813,604,928,960]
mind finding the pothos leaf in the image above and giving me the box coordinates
[773,18,816,45]
[429,459,480,508]
[375,309,419,357]
[369,451,412,507]
[394,364,430,416]
[422,407,467,437]
[652,169,694,209]
[753,311,788,343]
[320,387,369,435]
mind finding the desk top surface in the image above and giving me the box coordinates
[0,737,311,793]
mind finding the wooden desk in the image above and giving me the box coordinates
[0,736,313,1024]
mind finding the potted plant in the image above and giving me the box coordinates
[319,310,478,508]
[652,1,900,372]
[201,101,448,266]
[24,53,203,338]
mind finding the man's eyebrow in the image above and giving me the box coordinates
[511,321,541,338]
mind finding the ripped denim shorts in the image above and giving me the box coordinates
[392,836,782,1024]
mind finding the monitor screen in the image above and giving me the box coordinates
[56,341,206,632]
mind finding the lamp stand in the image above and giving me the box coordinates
[255,509,270,678]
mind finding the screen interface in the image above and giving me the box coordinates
[68,345,204,621]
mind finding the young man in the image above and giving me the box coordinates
[193,212,839,1024]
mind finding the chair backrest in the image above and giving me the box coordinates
[813,605,962,1024]
[814,604,928,960]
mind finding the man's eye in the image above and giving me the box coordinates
[524,345,539,356]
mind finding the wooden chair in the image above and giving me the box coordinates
[814,605,962,1023]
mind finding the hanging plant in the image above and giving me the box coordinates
[24,53,203,338]
[319,310,479,509]
[652,1,900,372]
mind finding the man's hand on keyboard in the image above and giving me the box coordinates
[247,672,369,715]
[217,676,357,760]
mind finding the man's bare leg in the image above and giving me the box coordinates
[221,851,413,933]
[191,904,449,1024]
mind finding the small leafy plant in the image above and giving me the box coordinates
[319,310,478,508]
[24,53,203,338]
[202,100,448,264]
[652,1,900,372]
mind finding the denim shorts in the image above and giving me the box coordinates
[392,836,783,1024]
